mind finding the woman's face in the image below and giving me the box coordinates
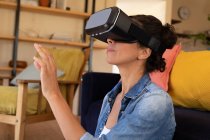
[106,38,142,66]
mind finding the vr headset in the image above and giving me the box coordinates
[85,6,160,51]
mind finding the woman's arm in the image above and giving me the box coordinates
[33,43,86,140]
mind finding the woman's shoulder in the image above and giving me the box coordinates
[147,82,172,102]
[134,82,174,117]
[145,81,171,101]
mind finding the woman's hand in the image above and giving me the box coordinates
[33,43,60,99]
[33,44,86,140]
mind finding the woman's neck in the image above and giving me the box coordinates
[118,64,145,96]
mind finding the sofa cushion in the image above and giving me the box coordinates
[169,50,210,111]
[150,45,181,91]
[0,86,46,115]
[173,106,210,140]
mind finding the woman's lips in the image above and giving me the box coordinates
[107,47,115,52]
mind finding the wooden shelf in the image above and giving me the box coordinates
[21,4,90,18]
[0,66,24,72]
[176,33,210,41]
[19,36,89,48]
[0,1,94,73]
[0,35,14,40]
[0,35,109,49]
[0,75,12,79]
[0,35,89,48]
[0,1,90,19]
[0,1,91,48]
[0,1,16,9]
[94,44,107,49]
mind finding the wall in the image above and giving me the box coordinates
[172,0,210,51]
[172,0,210,33]
[116,0,168,23]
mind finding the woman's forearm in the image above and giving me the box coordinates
[33,44,86,139]
[46,91,86,140]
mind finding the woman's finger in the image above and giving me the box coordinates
[33,56,42,70]
[34,43,56,72]
[34,43,49,60]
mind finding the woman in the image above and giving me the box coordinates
[33,14,177,140]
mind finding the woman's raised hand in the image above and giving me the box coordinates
[33,43,60,99]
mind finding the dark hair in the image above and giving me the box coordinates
[130,15,177,72]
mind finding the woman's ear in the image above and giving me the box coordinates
[138,48,152,60]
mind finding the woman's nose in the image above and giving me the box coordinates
[107,39,115,44]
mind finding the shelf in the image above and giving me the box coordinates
[176,33,210,41]
[19,37,89,48]
[171,19,181,25]
[0,35,110,49]
[0,35,15,40]
[0,74,12,79]
[94,45,107,49]
[21,5,91,18]
[0,1,16,9]
[0,0,94,72]
[0,35,89,48]
[0,1,91,19]
[0,1,90,48]
[0,66,23,72]
[0,35,109,49]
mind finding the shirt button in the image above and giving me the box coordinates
[100,127,103,130]
[121,111,124,114]
[108,98,112,102]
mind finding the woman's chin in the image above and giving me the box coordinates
[106,59,116,65]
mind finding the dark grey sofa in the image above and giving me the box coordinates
[80,72,210,140]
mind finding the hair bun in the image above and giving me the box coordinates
[161,23,177,50]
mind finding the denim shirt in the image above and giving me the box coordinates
[81,74,176,140]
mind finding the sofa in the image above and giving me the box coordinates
[80,72,210,140]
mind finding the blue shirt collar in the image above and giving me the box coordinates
[107,73,151,100]
[125,73,151,99]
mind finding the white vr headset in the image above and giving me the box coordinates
[85,6,160,51]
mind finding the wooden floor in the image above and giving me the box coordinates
[0,120,65,140]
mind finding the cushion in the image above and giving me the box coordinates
[0,86,46,115]
[47,47,85,81]
[168,50,210,111]
[149,45,181,91]
[173,106,210,139]
[10,64,64,88]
